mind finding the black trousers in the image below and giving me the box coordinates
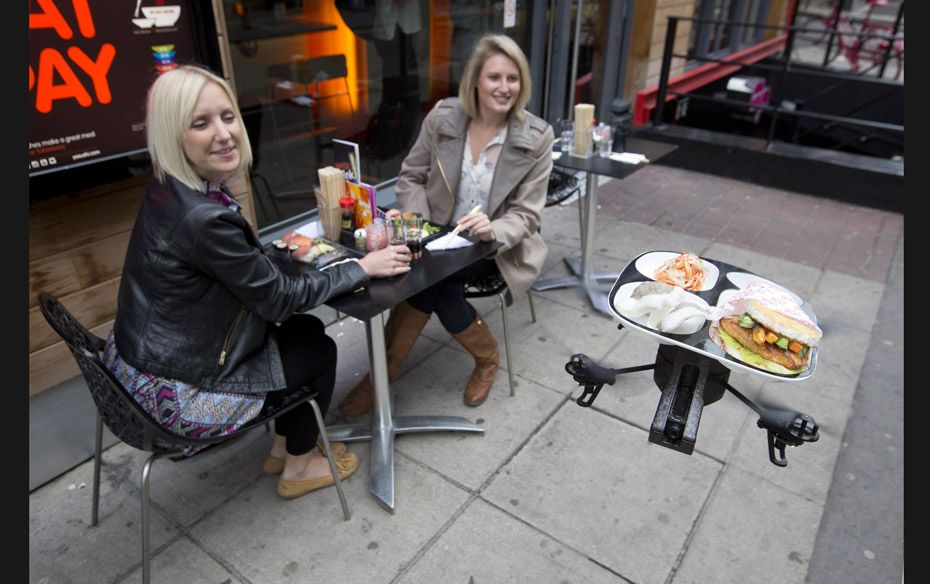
[260,314,337,456]
[407,258,499,334]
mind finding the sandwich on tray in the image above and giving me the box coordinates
[709,281,822,375]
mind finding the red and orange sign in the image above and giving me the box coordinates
[28,0,199,175]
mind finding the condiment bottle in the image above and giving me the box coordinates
[354,228,367,252]
[340,196,356,230]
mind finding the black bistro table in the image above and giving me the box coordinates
[532,137,678,317]
[273,234,502,512]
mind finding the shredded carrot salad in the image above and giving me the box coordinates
[654,252,706,291]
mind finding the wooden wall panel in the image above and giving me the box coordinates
[29,320,113,397]
[30,279,120,353]
[624,0,659,102]
[28,254,82,308]
[766,0,790,39]
[71,232,133,290]
[29,231,130,309]
[29,179,147,259]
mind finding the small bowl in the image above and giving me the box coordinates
[612,281,711,335]
[634,251,719,291]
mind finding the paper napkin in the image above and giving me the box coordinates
[425,233,473,251]
[609,152,650,164]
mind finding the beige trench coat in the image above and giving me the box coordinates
[394,98,554,304]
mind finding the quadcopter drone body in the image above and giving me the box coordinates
[566,342,819,467]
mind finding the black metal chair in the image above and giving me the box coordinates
[36,292,350,584]
[546,167,581,208]
[268,54,354,130]
[463,272,535,397]
[545,166,584,240]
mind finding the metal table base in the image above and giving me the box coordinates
[326,313,484,512]
[532,258,619,317]
[532,172,620,318]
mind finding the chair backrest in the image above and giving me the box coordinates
[36,292,192,455]
[301,54,349,83]
[37,292,320,457]
[464,271,508,299]
[545,168,580,207]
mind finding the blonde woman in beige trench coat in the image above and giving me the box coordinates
[338,34,554,416]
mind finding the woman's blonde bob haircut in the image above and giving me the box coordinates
[458,34,532,121]
[145,65,252,192]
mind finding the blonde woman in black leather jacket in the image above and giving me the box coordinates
[108,65,411,500]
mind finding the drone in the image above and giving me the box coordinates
[564,342,819,467]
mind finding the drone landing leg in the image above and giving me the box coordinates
[724,383,820,467]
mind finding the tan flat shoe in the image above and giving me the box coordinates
[262,441,347,475]
[277,451,359,499]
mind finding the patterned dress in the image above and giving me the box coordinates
[104,331,264,454]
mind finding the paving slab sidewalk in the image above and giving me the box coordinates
[28,165,904,584]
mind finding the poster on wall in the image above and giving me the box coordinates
[28,0,200,176]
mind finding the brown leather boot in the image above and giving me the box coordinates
[337,302,431,416]
[452,313,499,407]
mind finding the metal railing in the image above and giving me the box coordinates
[652,15,903,156]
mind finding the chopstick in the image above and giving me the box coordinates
[449,204,482,238]
[444,204,482,249]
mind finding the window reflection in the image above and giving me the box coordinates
[222,0,528,230]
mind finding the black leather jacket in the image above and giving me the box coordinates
[113,175,368,393]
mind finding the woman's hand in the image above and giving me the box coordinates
[456,211,496,242]
[357,244,412,278]
[384,208,403,220]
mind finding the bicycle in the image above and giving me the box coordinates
[795,0,904,80]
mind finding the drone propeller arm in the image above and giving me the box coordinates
[725,383,819,467]
[564,346,820,466]
[565,354,655,407]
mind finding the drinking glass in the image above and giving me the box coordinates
[558,119,574,155]
[365,218,388,252]
[403,215,423,261]
[387,218,406,247]
[594,123,614,157]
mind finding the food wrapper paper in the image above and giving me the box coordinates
[708,281,818,348]
[615,284,717,335]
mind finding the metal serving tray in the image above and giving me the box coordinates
[607,250,818,382]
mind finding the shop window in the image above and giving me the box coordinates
[220,0,531,230]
